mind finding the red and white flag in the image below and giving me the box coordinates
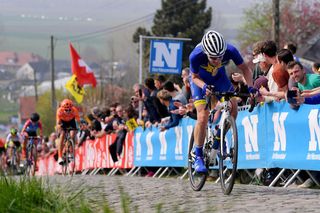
[69,43,97,87]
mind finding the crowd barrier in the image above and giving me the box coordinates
[134,101,320,171]
[36,101,320,177]
[36,132,134,176]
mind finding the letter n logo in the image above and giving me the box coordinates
[272,112,288,151]
[242,115,259,152]
[308,109,320,151]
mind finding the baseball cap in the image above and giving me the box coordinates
[252,53,266,63]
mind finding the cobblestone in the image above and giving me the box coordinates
[49,175,320,213]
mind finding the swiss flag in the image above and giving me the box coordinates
[69,43,97,87]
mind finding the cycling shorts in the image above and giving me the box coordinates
[60,118,77,130]
[26,131,37,137]
[189,77,234,107]
[8,141,21,149]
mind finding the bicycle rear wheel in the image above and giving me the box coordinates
[188,129,207,191]
[218,115,238,195]
[26,143,37,176]
[63,138,75,176]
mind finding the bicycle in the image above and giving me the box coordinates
[188,86,255,195]
[6,141,20,175]
[61,128,76,176]
[25,136,40,176]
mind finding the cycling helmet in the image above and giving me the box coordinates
[30,112,40,122]
[201,30,227,57]
[61,99,73,109]
[10,128,18,135]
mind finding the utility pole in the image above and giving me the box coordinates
[50,35,56,110]
[272,0,280,47]
[33,67,38,102]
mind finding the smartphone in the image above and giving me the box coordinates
[287,90,298,104]
[139,89,143,97]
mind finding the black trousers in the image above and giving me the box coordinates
[109,130,127,163]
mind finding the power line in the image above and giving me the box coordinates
[57,0,196,42]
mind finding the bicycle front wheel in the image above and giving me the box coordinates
[188,129,207,191]
[218,115,238,195]
[63,139,75,176]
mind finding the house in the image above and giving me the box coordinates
[16,61,50,81]
[0,51,43,74]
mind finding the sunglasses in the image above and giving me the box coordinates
[207,54,224,60]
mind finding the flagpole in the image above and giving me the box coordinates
[138,35,143,120]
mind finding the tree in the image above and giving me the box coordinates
[36,90,64,136]
[238,0,320,52]
[133,0,212,68]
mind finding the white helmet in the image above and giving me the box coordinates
[201,30,227,57]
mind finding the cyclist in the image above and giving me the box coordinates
[5,128,23,170]
[189,30,254,173]
[56,99,80,165]
[21,112,43,160]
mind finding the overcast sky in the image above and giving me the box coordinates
[0,0,259,58]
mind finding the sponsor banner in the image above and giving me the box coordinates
[134,118,195,167]
[238,101,320,170]
[149,39,183,75]
[36,132,134,176]
[134,101,320,171]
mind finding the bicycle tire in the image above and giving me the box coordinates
[218,115,238,195]
[188,129,207,191]
[30,143,37,176]
[63,138,75,176]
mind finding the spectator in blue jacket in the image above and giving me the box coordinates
[157,90,183,131]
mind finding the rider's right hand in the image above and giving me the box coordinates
[202,84,213,96]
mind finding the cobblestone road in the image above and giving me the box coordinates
[49,175,320,213]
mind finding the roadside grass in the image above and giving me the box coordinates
[0,176,165,213]
[0,176,103,213]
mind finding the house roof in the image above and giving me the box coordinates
[296,31,320,62]
[29,61,50,73]
[19,96,36,121]
[0,51,43,66]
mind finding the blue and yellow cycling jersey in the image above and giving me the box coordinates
[189,43,244,105]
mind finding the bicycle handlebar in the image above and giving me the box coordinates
[205,85,256,112]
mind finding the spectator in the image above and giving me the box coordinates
[180,67,191,101]
[157,90,183,131]
[163,81,188,105]
[109,105,127,163]
[78,119,94,147]
[287,61,320,91]
[154,75,166,90]
[284,41,299,62]
[252,41,265,80]
[312,62,320,74]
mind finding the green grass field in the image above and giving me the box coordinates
[0,92,19,125]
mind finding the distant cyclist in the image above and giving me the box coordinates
[189,30,254,173]
[56,99,80,165]
[5,127,23,169]
[21,112,43,159]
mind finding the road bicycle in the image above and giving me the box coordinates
[188,86,255,195]
[6,141,21,175]
[25,136,40,176]
[61,128,76,176]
